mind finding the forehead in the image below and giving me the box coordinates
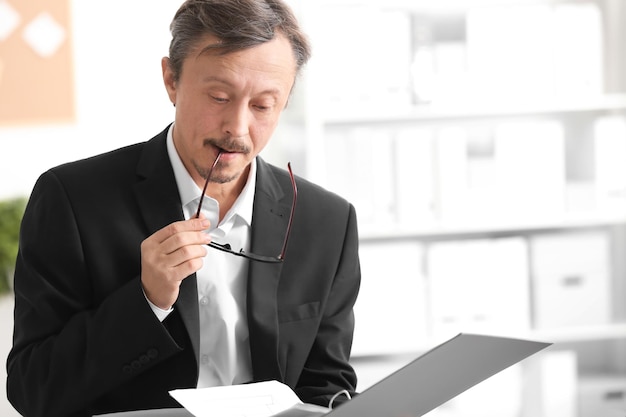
[182,34,297,87]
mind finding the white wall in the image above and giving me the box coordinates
[0,0,184,200]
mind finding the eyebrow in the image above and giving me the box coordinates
[201,75,235,87]
[201,76,284,98]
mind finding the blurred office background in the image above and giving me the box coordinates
[1,0,625,416]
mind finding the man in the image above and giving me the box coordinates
[6,1,360,416]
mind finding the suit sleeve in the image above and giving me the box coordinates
[6,170,183,417]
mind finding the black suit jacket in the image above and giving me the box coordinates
[7,126,360,417]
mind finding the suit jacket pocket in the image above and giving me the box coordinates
[278,301,320,323]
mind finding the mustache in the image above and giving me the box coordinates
[203,137,250,154]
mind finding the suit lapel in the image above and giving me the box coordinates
[247,158,292,382]
[133,127,200,368]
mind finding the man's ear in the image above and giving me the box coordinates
[162,57,177,106]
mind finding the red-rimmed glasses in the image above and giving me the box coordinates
[195,152,297,263]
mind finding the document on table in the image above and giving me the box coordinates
[170,380,328,417]
[169,333,551,417]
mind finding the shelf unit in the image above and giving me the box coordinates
[282,0,626,415]
[319,94,626,126]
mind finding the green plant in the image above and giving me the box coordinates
[0,197,27,293]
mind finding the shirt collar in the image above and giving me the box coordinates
[166,124,256,227]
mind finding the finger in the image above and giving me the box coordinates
[149,216,211,245]
[159,229,211,256]
[172,256,206,281]
[167,242,209,269]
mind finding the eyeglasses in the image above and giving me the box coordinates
[195,152,297,263]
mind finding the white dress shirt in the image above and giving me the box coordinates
[145,125,254,387]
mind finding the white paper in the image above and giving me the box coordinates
[170,380,304,417]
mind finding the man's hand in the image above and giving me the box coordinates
[141,216,211,309]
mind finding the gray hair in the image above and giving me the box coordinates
[168,0,311,82]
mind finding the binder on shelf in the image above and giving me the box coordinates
[323,127,395,228]
[552,2,604,98]
[435,126,474,222]
[313,4,412,113]
[465,2,603,101]
[434,121,567,224]
[427,237,531,338]
[465,4,553,101]
[578,376,626,417]
[530,231,611,329]
[410,12,469,105]
[354,241,427,355]
[522,350,578,417]
[594,115,626,211]
[394,127,436,226]
[493,121,566,220]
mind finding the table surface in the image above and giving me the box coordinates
[94,408,193,417]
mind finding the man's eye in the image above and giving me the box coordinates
[253,103,273,112]
[211,96,228,103]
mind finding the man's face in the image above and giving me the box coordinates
[162,33,297,188]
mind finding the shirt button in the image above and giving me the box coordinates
[201,354,210,365]
[200,297,209,306]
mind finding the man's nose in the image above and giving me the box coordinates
[222,103,250,138]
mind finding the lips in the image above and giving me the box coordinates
[208,141,245,154]
[217,147,236,153]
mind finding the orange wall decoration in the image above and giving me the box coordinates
[0,0,74,125]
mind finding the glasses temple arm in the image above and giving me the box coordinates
[195,151,223,219]
[278,162,297,260]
